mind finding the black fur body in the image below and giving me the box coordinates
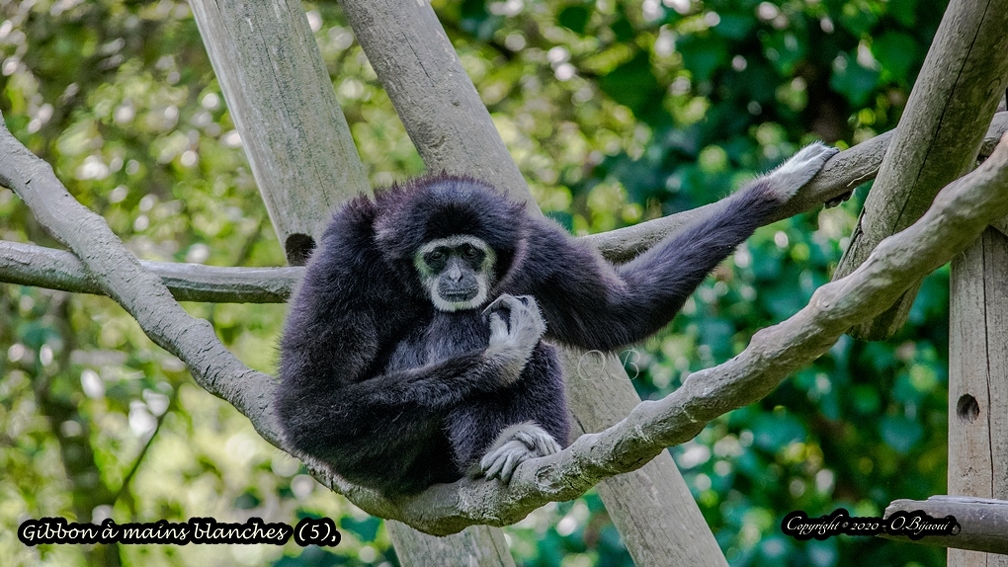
[276,144,834,495]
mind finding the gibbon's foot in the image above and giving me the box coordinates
[477,421,561,483]
[765,141,840,201]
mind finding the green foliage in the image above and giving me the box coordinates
[1,0,956,565]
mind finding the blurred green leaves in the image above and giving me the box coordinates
[558,4,592,35]
[598,51,665,115]
[2,0,956,566]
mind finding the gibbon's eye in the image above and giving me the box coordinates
[424,248,447,267]
[460,243,480,259]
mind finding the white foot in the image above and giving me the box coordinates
[476,422,561,483]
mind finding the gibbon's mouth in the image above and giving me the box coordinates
[440,289,479,302]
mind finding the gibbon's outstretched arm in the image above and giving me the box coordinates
[510,142,838,351]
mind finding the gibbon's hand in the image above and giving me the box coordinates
[482,294,546,385]
[764,141,840,202]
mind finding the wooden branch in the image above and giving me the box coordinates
[0,111,284,449]
[303,132,1008,535]
[5,113,1005,303]
[830,0,1008,340]
[589,112,1008,262]
[336,1,726,563]
[187,0,371,265]
[0,240,299,303]
[336,0,530,203]
[948,228,1008,566]
[882,496,1008,554]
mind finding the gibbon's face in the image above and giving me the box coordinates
[413,235,496,312]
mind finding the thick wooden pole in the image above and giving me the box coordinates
[188,0,370,264]
[832,0,1008,340]
[948,228,1008,567]
[187,1,515,565]
[336,1,728,565]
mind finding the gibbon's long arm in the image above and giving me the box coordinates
[512,143,837,351]
[278,345,521,464]
[510,183,775,351]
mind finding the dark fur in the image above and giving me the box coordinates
[276,174,786,495]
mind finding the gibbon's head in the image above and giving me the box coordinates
[413,234,495,311]
[373,174,527,311]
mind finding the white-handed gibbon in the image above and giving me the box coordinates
[276,142,837,495]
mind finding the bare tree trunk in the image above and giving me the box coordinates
[336,0,728,564]
[949,228,1008,567]
[832,0,1008,340]
[386,521,516,567]
[187,0,370,262]
[884,497,1008,554]
[187,0,515,564]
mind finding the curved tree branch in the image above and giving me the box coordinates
[5,100,1008,535]
[0,111,283,448]
[830,0,1008,340]
[0,240,300,302]
[5,112,1007,302]
[286,132,1008,535]
[589,112,1008,262]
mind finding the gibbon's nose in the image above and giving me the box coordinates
[448,263,463,282]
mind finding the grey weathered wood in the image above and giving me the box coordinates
[0,240,300,303]
[883,496,1008,555]
[5,115,1007,303]
[590,112,1007,262]
[993,93,1008,237]
[336,0,529,202]
[948,228,1008,567]
[831,0,1008,340]
[187,1,512,564]
[386,521,516,567]
[188,0,370,264]
[337,0,727,564]
[561,350,729,567]
[298,134,1008,536]
[0,111,282,446]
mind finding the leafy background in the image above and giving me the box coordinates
[0,0,952,565]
